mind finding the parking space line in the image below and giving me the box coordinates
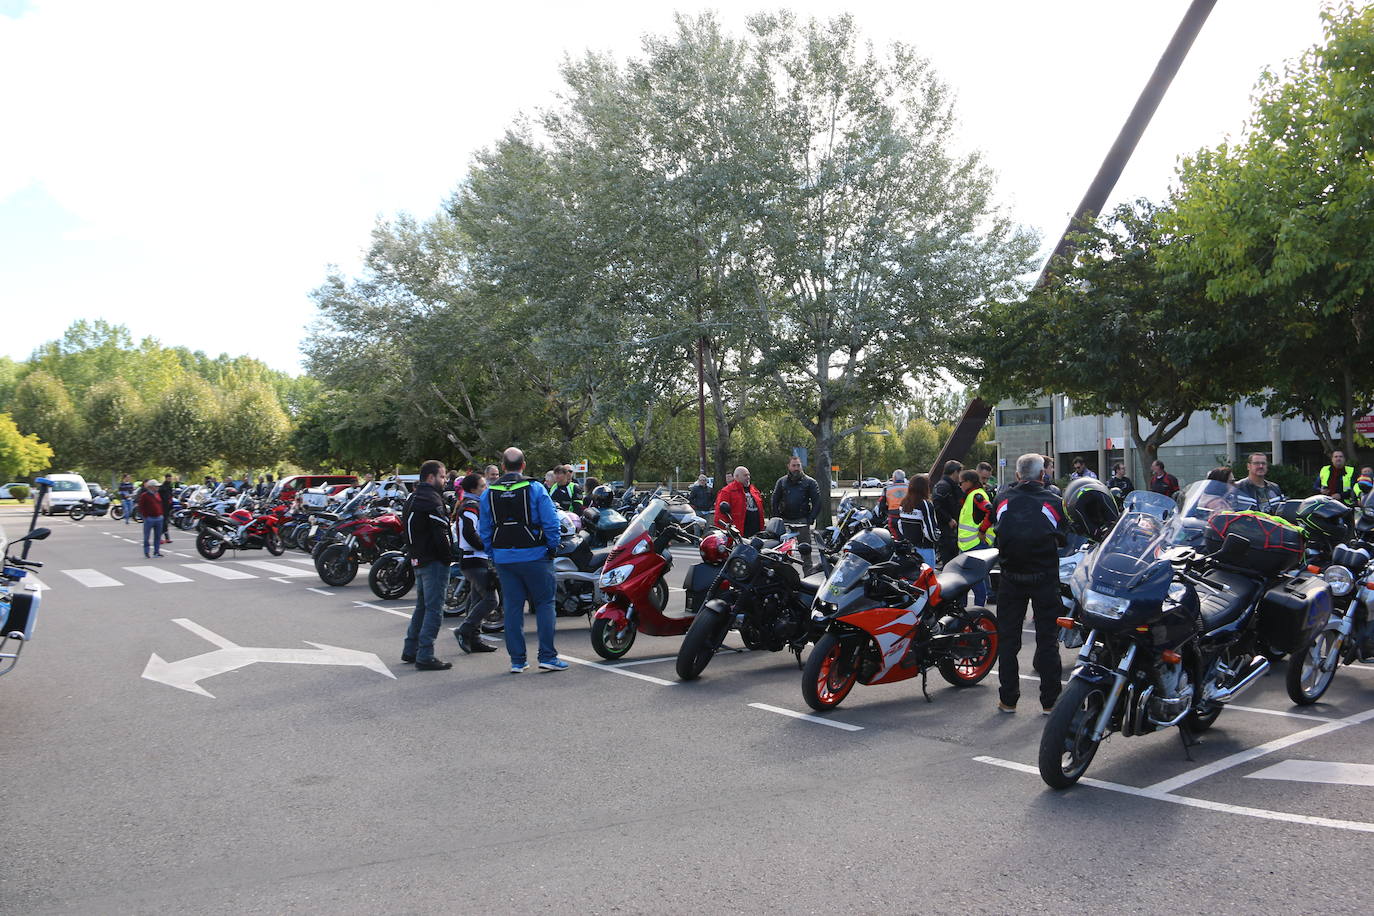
[234,560,315,577]
[748,702,863,731]
[306,587,335,596]
[1226,704,1332,723]
[354,600,412,620]
[558,654,677,686]
[1247,759,1374,787]
[975,756,1374,834]
[1146,704,1374,794]
[605,655,679,668]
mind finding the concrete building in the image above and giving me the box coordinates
[992,396,1337,488]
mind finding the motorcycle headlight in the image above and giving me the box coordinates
[728,557,753,581]
[1082,589,1131,619]
[1324,565,1355,598]
[600,565,632,587]
[1058,558,1079,581]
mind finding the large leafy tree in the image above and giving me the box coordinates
[80,378,148,479]
[0,413,54,481]
[1167,1,1374,457]
[9,370,80,470]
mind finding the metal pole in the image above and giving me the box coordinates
[696,333,708,477]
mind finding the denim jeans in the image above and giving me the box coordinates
[403,560,449,663]
[142,517,164,556]
[916,546,936,568]
[495,558,557,665]
[121,497,133,524]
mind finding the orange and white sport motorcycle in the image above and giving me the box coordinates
[801,528,998,711]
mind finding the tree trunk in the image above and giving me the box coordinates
[813,412,835,525]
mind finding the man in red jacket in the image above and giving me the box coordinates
[713,466,765,536]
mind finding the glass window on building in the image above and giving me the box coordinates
[997,406,1051,427]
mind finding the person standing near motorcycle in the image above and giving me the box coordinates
[897,473,939,567]
[932,460,963,566]
[956,469,995,606]
[1106,462,1134,496]
[453,472,497,655]
[713,466,765,536]
[1148,459,1179,498]
[548,465,583,515]
[1316,449,1357,505]
[158,474,175,544]
[137,480,165,558]
[484,464,500,486]
[479,447,567,673]
[118,473,135,524]
[687,475,714,517]
[992,453,1068,715]
[770,456,821,545]
[878,470,909,538]
[401,459,454,671]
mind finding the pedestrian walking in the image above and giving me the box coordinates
[770,456,822,547]
[158,474,175,543]
[401,459,454,671]
[479,447,567,673]
[992,454,1069,714]
[713,466,765,536]
[896,473,939,568]
[687,475,714,516]
[117,473,135,524]
[453,472,497,654]
[931,460,963,566]
[137,480,165,558]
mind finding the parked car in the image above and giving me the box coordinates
[0,483,31,501]
[857,477,883,489]
[42,473,90,514]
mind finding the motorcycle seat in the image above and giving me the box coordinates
[797,572,827,595]
[589,546,612,570]
[936,548,998,603]
[1196,568,1263,631]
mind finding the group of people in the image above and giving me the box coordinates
[118,473,179,558]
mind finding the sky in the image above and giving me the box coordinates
[0,0,1333,375]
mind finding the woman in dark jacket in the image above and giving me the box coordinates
[158,475,175,544]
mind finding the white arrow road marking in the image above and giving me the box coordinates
[1246,760,1374,787]
[181,563,256,580]
[142,618,396,698]
[233,560,314,577]
[63,568,122,588]
[124,565,192,584]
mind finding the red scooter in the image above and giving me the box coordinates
[590,497,702,659]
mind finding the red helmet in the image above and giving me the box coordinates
[230,509,253,525]
[699,531,731,564]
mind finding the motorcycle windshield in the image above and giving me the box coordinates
[1123,490,1175,520]
[819,552,870,603]
[615,497,670,547]
[1073,509,1173,601]
[337,482,379,517]
[1168,479,1246,548]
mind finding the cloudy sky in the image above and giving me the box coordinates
[0,0,1330,374]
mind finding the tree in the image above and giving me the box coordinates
[0,413,54,481]
[1167,1,1374,457]
[80,378,148,480]
[9,370,80,470]
[970,200,1260,464]
[140,376,222,472]
[217,381,292,473]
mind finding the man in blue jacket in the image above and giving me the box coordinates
[479,447,568,673]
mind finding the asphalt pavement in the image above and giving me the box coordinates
[4,506,1374,914]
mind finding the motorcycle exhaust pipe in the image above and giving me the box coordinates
[1206,655,1270,704]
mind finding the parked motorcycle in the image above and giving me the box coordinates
[1039,479,1330,789]
[1,478,53,677]
[67,488,113,521]
[195,506,288,559]
[314,505,405,586]
[801,528,998,710]
[553,512,615,617]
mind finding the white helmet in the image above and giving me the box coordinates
[559,510,582,536]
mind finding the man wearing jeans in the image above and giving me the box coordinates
[401,460,454,671]
[117,473,135,524]
[136,479,165,558]
[479,447,567,673]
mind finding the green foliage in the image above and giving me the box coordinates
[6,484,31,501]
[9,370,80,469]
[0,413,54,481]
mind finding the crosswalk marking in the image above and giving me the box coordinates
[283,557,318,567]
[233,560,315,577]
[62,568,122,588]
[181,563,257,580]
[124,565,193,584]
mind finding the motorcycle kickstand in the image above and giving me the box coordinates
[920,666,932,703]
[790,644,804,670]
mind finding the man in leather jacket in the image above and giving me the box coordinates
[771,456,822,543]
[931,460,963,566]
[402,459,455,670]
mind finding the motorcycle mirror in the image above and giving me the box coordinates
[18,528,52,542]
[717,502,732,519]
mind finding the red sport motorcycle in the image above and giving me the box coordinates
[195,505,288,559]
[314,508,405,586]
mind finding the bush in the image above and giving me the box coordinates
[6,484,29,502]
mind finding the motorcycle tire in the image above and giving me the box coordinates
[590,616,636,660]
[1185,703,1222,732]
[802,633,860,711]
[315,543,358,586]
[132,508,143,522]
[1286,628,1341,705]
[69,505,87,522]
[265,530,285,556]
[196,530,226,560]
[444,575,468,617]
[110,504,125,521]
[1038,677,1106,789]
[176,513,198,532]
[676,607,731,680]
[937,609,999,687]
[368,553,415,601]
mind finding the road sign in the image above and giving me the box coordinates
[142,618,395,698]
[1355,416,1374,436]
[831,465,841,473]
[573,460,589,473]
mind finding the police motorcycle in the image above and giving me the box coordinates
[67,486,114,521]
[1039,478,1330,789]
[1,478,54,677]
[583,486,631,548]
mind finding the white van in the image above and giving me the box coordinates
[43,473,90,515]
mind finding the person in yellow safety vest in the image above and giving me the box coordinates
[881,469,909,536]
[957,469,995,606]
[1316,450,1359,506]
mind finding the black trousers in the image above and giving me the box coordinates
[458,562,498,638]
[995,577,1062,708]
[937,529,958,566]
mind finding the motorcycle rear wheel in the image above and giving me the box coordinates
[802,633,858,711]
[1286,629,1340,705]
[316,544,358,586]
[69,505,87,522]
[676,607,730,680]
[591,616,636,660]
[110,504,125,521]
[937,609,998,686]
[1038,678,1105,789]
[368,554,414,600]
[265,530,285,556]
[196,530,226,560]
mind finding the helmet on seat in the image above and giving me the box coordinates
[843,527,893,564]
[1063,477,1120,540]
[1297,495,1353,545]
[699,530,731,564]
[590,485,614,509]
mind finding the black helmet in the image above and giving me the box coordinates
[843,527,893,563]
[1063,477,1120,539]
[590,485,614,508]
[1297,495,1353,545]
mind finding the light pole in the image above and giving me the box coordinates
[856,429,891,495]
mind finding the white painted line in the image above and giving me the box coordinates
[160,551,185,558]
[558,653,677,686]
[606,655,680,668]
[124,565,193,584]
[62,568,122,588]
[283,557,318,567]
[1247,759,1374,787]
[234,560,314,577]
[1226,704,1333,723]
[1147,704,1374,794]
[181,563,256,580]
[354,600,412,620]
[173,617,239,649]
[749,702,864,731]
[306,587,335,596]
[975,755,1374,835]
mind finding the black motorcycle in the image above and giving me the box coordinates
[1040,479,1330,789]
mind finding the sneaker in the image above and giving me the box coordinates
[538,658,569,672]
[997,701,1017,714]
[153,552,163,558]
[510,662,528,673]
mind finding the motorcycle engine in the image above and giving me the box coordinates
[1148,658,1193,724]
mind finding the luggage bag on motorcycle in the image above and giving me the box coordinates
[682,563,721,614]
[1203,511,1304,576]
[1255,573,1332,653]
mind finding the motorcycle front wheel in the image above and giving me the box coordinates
[676,606,731,680]
[265,530,285,556]
[368,553,414,600]
[68,505,87,522]
[591,616,636,660]
[1038,678,1106,789]
[937,609,999,686]
[1287,628,1341,705]
[196,530,226,560]
[802,633,859,711]
[315,543,358,586]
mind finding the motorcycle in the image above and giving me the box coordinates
[1,478,53,677]
[1039,479,1330,789]
[195,506,288,559]
[553,512,616,617]
[801,528,999,710]
[822,496,878,552]
[314,505,405,587]
[67,488,113,521]
[590,496,699,660]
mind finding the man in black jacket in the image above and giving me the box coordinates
[771,456,822,542]
[401,459,454,670]
[931,460,963,566]
[687,475,715,516]
[992,453,1069,714]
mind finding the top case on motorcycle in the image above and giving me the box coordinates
[935,548,998,603]
[1195,567,1264,632]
